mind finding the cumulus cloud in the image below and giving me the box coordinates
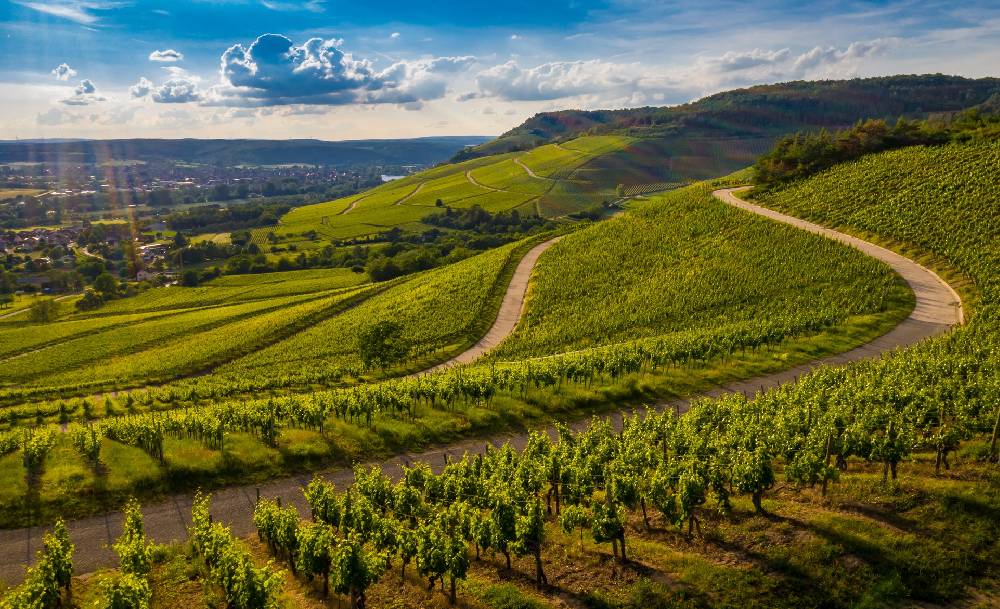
[710,48,791,72]
[61,78,105,105]
[129,77,153,99]
[129,76,201,103]
[460,37,897,107]
[51,63,77,81]
[152,78,202,103]
[209,34,474,107]
[473,59,641,101]
[791,39,895,74]
[149,49,184,62]
[390,32,400,39]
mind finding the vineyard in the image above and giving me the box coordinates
[3,399,997,608]
[2,120,999,608]
[491,183,908,360]
[270,136,632,245]
[0,170,922,527]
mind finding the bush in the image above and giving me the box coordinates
[28,298,59,322]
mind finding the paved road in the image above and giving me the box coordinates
[0,188,963,584]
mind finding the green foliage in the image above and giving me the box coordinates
[190,492,284,609]
[27,298,59,323]
[357,320,410,370]
[115,499,152,577]
[753,111,999,186]
[70,423,102,467]
[1,520,74,609]
[21,428,56,483]
[330,534,386,609]
[100,573,151,609]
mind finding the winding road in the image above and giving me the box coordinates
[421,236,564,374]
[514,157,552,180]
[0,187,963,584]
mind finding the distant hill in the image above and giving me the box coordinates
[0,136,492,167]
[457,74,1000,183]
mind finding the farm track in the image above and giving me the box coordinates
[0,187,964,582]
[419,235,565,374]
[337,192,373,215]
[514,157,553,180]
[465,169,502,192]
[393,182,425,206]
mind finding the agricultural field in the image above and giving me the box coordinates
[268,136,632,244]
[491,182,908,360]
[5,412,998,609]
[0,268,373,402]
[0,159,931,526]
[212,238,530,382]
[3,117,1000,609]
[94,267,368,314]
[0,188,44,200]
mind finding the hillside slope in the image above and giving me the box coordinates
[461,74,1000,182]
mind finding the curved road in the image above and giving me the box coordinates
[465,169,501,192]
[514,157,552,181]
[0,188,963,583]
[421,236,564,374]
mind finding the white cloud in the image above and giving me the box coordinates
[209,33,474,107]
[129,76,201,103]
[710,48,791,72]
[149,49,184,62]
[791,39,896,75]
[390,32,400,39]
[15,1,124,24]
[61,78,105,105]
[260,0,324,12]
[464,38,897,107]
[473,59,641,101]
[510,34,522,40]
[129,77,153,99]
[152,78,201,103]
[51,63,77,81]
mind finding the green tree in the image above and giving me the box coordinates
[181,269,200,287]
[28,298,59,323]
[93,272,119,299]
[357,320,410,371]
[75,288,104,311]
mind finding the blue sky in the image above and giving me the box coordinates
[0,0,997,139]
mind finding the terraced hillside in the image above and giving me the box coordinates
[267,136,633,244]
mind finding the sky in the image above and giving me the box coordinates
[0,0,997,140]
